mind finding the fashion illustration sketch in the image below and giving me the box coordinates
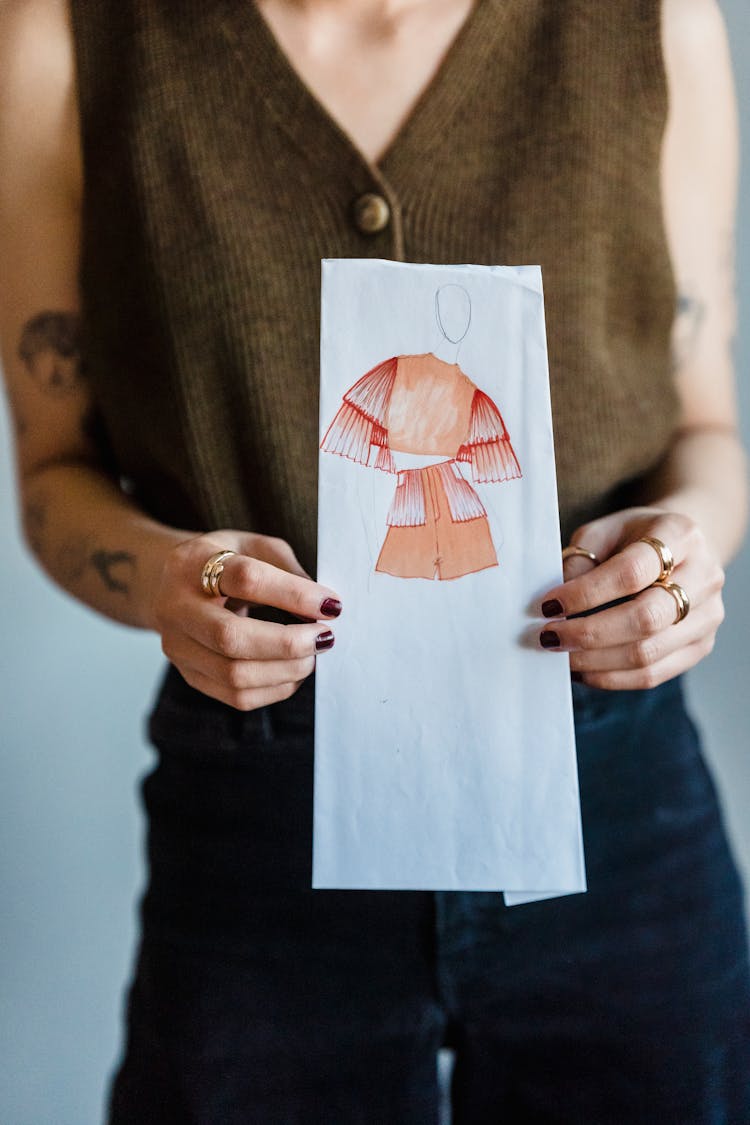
[321,286,522,580]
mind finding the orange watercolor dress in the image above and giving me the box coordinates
[321,353,522,580]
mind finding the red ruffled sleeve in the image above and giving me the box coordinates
[456,389,522,483]
[320,356,398,473]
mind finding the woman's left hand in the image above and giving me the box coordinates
[538,506,726,690]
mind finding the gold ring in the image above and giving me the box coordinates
[200,550,236,597]
[639,536,675,583]
[562,545,600,565]
[653,579,690,624]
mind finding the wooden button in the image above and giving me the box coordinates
[352,192,391,235]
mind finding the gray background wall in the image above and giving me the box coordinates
[1,4,749,1122]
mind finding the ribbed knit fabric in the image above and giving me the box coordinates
[69,0,679,571]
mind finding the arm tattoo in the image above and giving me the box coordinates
[672,288,706,370]
[56,537,136,596]
[90,549,137,595]
[17,311,83,396]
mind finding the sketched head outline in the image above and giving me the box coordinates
[434,284,471,343]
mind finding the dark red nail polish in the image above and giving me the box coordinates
[540,630,561,649]
[320,597,342,618]
[315,630,335,652]
[542,599,564,618]
[571,671,584,683]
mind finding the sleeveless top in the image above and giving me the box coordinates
[69,0,679,573]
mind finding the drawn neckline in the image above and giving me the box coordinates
[422,352,459,366]
[219,0,508,183]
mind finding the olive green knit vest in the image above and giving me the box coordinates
[70,0,678,573]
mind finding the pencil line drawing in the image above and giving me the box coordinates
[321,286,522,580]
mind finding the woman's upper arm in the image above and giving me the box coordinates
[0,0,97,482]
[661,0,740,433]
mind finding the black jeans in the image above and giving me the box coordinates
[108,667,750,1124]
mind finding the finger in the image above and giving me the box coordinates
[237,533,310,580]
[163,632,318,690]
[178,665,304,712]
[215,554,341,620]
[562,551,599,582]
[180,610,334,662]
[542,519,698,618]
[538,564,715,652]
[542,541,667,618]
[565,599,723,674]
[564,509,682,572]
[573,635,716,692]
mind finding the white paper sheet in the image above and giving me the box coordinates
[314,259,586,900]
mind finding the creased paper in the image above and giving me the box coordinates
[314,259,586,902]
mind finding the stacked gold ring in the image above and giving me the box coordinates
[639,536,674,583]
[639,536,689,624]
[654,579,690,625]
[562,545,600,565]
[200,550,236,597]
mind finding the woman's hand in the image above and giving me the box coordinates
[538,507,725,690]
[151,531,341,711]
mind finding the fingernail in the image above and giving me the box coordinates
[540,630,561,649]
[542,599,564,618]
[320,597,342,618]
[315,630,335,653]
[571,671,584,683]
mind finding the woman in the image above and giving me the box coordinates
[0,0,748,1120]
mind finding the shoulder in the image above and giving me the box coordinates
[662,0,732,80]
[659,0,739,429]
[0,0,72,70]
[660,0,736,178]
[0,0,80,205]
[662,0,728,41]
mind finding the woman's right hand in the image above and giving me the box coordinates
[151,531,341,711]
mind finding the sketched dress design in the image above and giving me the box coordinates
[321,352,522,580]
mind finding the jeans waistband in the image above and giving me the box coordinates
[149,661,687,755]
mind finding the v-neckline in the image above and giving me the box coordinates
[219,0,507,184]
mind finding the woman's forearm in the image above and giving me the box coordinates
[642,426,748,566]
[20,458,195,630]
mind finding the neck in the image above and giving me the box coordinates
[430,339,461,364]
